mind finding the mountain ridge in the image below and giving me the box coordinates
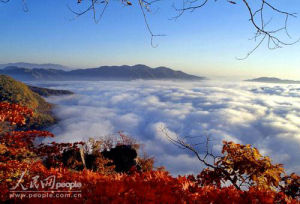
[0,62,72,70]
[245,77,300,84]
[0,64,206,81]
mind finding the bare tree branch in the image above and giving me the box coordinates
[66,0,165,47]
[160,127,241,189]
[173,0,298,59]
[138,0,165,47]
[67,0,109,23]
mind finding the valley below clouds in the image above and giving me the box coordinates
[32,80,300,175]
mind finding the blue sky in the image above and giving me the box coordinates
[0,0,299,79]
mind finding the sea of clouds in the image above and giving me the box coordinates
[31,80,300,175]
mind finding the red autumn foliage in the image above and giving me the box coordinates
[0,102,33,126]
[0,102,299,203]
[1,160,298,204]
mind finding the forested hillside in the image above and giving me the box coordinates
[0,75,55,129]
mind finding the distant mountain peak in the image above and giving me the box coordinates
[133,64,148,67]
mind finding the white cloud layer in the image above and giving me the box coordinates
[33,80,300,175]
